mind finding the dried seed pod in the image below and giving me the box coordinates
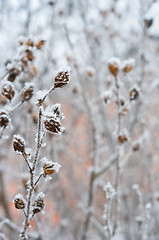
[35,40,45,49]
[13,135,25,154]
[144,18,153,29]
[44,104,64,134]
[25,49,34,61]
[118,134,128,144]
[33,193,45,214]
[129,87,139,101]
[7,67,20,82]
[43,163,55,176]
[122,58,135,73]
[86,66,96,77]
[29,65,37,78]
[0,110,9,128]
[1,83,15,101]
[132,142,140,151]
[21,83,34,102]
[108,57,120,77]
[25,39,34,47]
[14,194,25,209]
[44,118,63,134]
[54,67,71,88]
[43,161,61,177]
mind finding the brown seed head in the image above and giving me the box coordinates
[35,40,45,49]
[129,88,139,101]
[13,135,25,154]
[21,83,34,102]
[43,163,55,177]
[118,134,128,144]
[25,49,35,61]
[14,195,25,209]
[2,83,15,101]
[7,67,20,82]
[108,57,120,77]
[33,194,45,214]
[0,110,9,128]
[54,67,70,88]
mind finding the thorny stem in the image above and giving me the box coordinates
[20,105,43,240]
[113,76,121,237]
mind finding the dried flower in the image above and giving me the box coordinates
[118,129,129,144]
[86,66,96,77]
[108,57,120,77]
[1,83,15,101]
[122,58,135,73]
[43,162,61,177]
[7,67,20,82]
[21,83,34,102]
[33,193,45,214]
[35,40,45,49]
[54,67,71,88]
[144,18,153,29]
[25,49,34,61]
[44,104,64,134]
[14,194,25,209]
[0,110,9,128]
[13,135,25,155]
[129,87,139,101]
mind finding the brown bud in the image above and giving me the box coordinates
[108,58,120,77]
[7,67,20,82]
[43,163,55,176]
[1,83,15,101]
[13,135,25,154]
[118,134,128,144]
[25,49,34,61]
[132,142,140,151]
[14,194,25,209]
[0,110,9,128]
[33,194,45,214]
[144,18,153,29]
[21,83,34,102]
[25,39,34,47]
[54,67,70,88]
[86,66,96,77]
[35,40,45,49]
[129,88,139,101]
[44,118,63,134]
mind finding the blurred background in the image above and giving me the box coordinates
[0,0,159,239]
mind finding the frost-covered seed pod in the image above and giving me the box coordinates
[2,83,15,101]
[144,18,153,28]
[25,49,35,61]
[0,110,9,128]
[14,195,25,209]
[108,57,120,77]
[7,67,20,82]
[33,194,45,214]
[129,88,139,101]
[122,58,135,73]
[118,134,128,144]
[21,83,34,102]
[13,135,25,154]
[35,40,45,49]
[54,67,70,88]
[43,162,61,177]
